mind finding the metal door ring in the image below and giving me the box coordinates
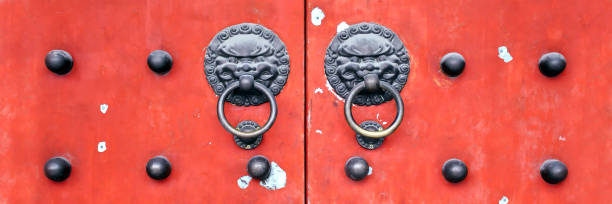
[345,81,403,139]
[217,82,278,140]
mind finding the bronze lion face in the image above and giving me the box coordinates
[205,23,290,106]
[325,23,410,106]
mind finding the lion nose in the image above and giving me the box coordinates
[362,63,377,71]
[239,63,254,71]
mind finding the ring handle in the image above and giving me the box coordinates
[217,82,278,139]
[344,81,404,138]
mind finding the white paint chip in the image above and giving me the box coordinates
[97,141,107,152]
[100,104,109,114]
[499,196,509,204]
[237,175,252,189]
[558,136,566,141]
[311,7,325,26]
[498,46,513,63]
[259,162,287,190]
[326,81,346,102]
[368,167,373,175]
[315,130,323,134]
[314,88,323,94]
[337,21,349,33]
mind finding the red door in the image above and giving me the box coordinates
[0,0,304,203]
[1,0,612,203]
[306,0,612,203]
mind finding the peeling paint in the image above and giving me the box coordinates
[259,162,286,190]
[314,88,323,94]
[337,21,349,33]
[368,167,373,175]
[315,130,323,134]
[310,7,325,26]
[237,175,252,189]
[498,46,513,63]
[558,136,566,141]
[375,113,388,125]
[100,104,109,114]
[325,81,346,102]
[499,196,509,204]
[97,141,107,152]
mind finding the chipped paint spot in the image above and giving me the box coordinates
[310,7,325,26]
[498,46,513,63]
[259,162,286,190]
[97,141,107,152]
[368,167,373,175]
[325,81,345,102]
[375,113,388,125]
[558,136,566,141]
[433,77,453,88]
[314,88,323,94]
[100,104,109,114]
[337,21,349,33]
[499,196,509,204]
[237,175,252,189]
[315,130,323,134]
[208,141,212,145]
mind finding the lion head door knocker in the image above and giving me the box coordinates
[325,22,409,149]
[204,23,290,150]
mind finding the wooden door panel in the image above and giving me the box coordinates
[306,0,611,203]
[0,0,304,203]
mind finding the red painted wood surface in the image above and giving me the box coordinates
[306,0,612,203]
[0,0,304,203]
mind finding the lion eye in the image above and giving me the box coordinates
[380,65,397,79]
[259,70,274,80]
[218,71,233,80]
[255,56,265,62]
[336,57,349,65]
[341,70,356,80]
[350,57,360,62]
[228,57,238,63]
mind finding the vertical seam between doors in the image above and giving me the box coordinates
[303,0,308,203]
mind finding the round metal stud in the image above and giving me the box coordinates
[146,156,172,180]
[345,157,369,181]
[247,155,271,180]
[45,50,73,75]
[147,50,173,75]
[442,158,468,183]
[440,52,465,77]
[538,52,566,77]
[540,159,568,184]
[44,157,71,182]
